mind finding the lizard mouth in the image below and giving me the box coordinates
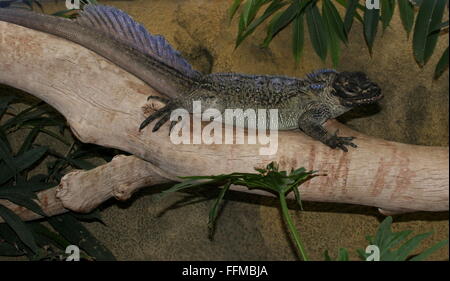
[333,72,383,107]
[342,84,383,105]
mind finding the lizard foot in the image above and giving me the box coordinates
[326,130,357,152]
[139,96,176,133]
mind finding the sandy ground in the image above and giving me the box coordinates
[0,0,448,260]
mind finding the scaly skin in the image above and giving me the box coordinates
[0,6,382,152]
[141,70,383,152]
[0,8,199,99]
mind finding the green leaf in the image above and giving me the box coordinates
[356,248,368,260]
[323,0,348,44]
[323,250,333,261]
[323,0,342,67]
[374,216,393,250]
[1,102,46,130]
[363,4,380,53]
[71,210,104,224]
[241,0,256,28]
[343,0,359,33]
[48,214,115,261]
[434,47,449,79]
[262,0,304,48]
[398,0,415,38]
[14,146,48,172]
[236,0,286,47]
[292,12,305,64]
[208,181,231,239]
[0,146,48,185]
[0,189,46,217]
[306,2,328,61]
[0,95,15,120]
[410,239,449,261]
[17,127,41,156]
[240,0,270,29]
[0,136,16,177]
[229,0,243,22]
[338,248,349,261]
[412,0,447,66]
[0,240,24,256]
[0,204,38,254]
[381,0,395,31]
[429,20,449,34]
[291,177,303,210]
[393,232,432,261]
[29,223,71,250]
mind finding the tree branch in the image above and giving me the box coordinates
[0,22,447,219]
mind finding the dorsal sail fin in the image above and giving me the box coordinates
[76,5,199,78]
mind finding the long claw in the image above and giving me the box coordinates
[338,144,348,152]
[169,120,178,135]
[152,113,170,132]
[147,95,170,103]
[139,105,171,131]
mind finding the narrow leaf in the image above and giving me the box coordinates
[17,127,41,156]
[410,239,449,261]
[292,12,305,64]
[343,0,359,33]
[434,47,449,79]
[0,204,38,254]
[262,1,303,48]
[363,4,380,53]
[381,0,395,31]
[394,232,432,261]
[0,95,15,120]
[208,181,231,239]
[0,190,46,217]
[398,0,415,37]
[228,0,243,22]
[323,0,342,67]
[323,0,348,44]
[306,3,328,61]
[423,0,446,65]
[236,0,286,47]
[0,136,16,176]
[49,214,115,261]
[338,248,349,261]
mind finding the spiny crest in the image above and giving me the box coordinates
[306,69,337,80]
[309,83,325,90]
[76,4,199,78]
[305,69,337,89]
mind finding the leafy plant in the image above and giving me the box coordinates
[162,162,318,261]
[164,162,448,261]
[326,216,449,261]
[230,0,448,79]
[0,91,117,260]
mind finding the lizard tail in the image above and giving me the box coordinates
[0,5,201,99]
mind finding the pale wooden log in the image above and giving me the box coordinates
[0,154,170,223]
[0,188,66,222]
[56,154,171,212]
[0,22,448,216]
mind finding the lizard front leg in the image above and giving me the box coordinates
[298,105,357,152]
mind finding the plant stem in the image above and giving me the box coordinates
[279,192,309,261]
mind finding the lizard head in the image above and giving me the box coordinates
[332,71,382,107]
